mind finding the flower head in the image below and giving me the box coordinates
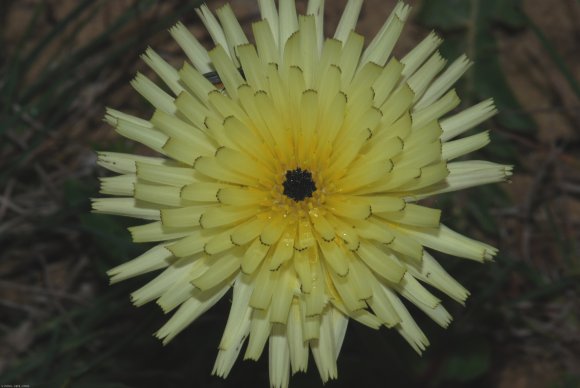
[93,0,512,386]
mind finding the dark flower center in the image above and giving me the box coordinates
[282,168,317,202]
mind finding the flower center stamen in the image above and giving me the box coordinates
[282,168,317,202]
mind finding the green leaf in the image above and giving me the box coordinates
[417,0,537,134]
[522,12,580,100]
[416,0,470,31]
[493,0,526,28]
[550,374,580,388]
[441,337,491,382]
[64,178,97,211]
[79,213,141,265]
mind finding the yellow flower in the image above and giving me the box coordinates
[93,1,512,386]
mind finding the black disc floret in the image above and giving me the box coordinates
[282,168,317,202]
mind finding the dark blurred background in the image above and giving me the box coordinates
[1,0,579,387]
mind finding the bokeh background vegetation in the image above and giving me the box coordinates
[1,0,579,387]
